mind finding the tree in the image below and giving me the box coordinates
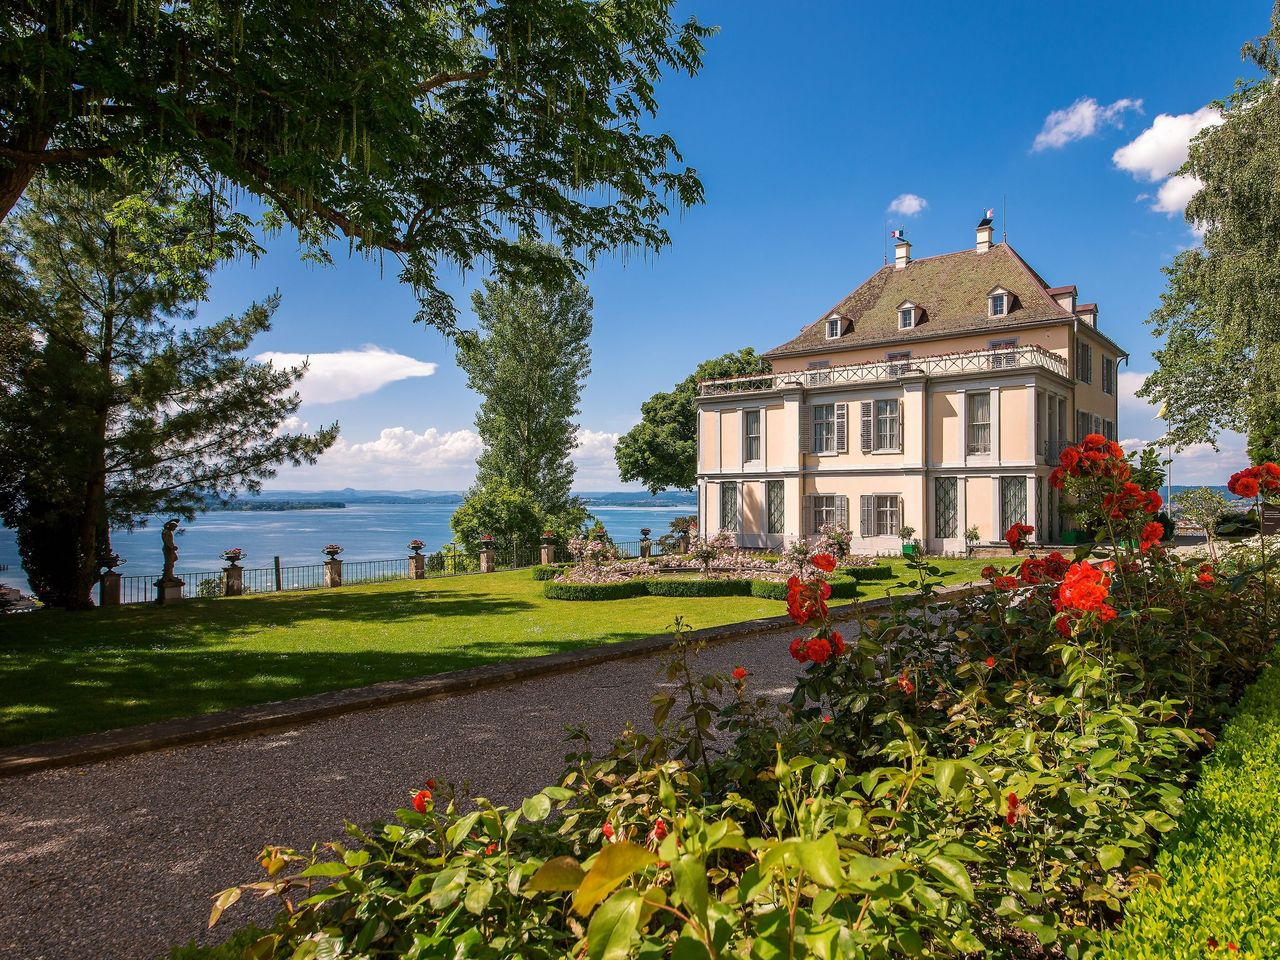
[1138,6,1280,451]
[615,348,772,493]
[449,480,587,556]
[451,242,592,549]
[1174,486,1231,560]
[0,168,336,608]
[1,1,712,332]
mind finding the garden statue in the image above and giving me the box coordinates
[161,518,180,580]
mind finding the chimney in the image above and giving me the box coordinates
[975,217,995,254]
[893,237,912,270]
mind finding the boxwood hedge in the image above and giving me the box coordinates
[530,564,570,581]
[1098,658,1280,956]
[844,564,894,581]
[644,578,753,598]
[541,580,650,601]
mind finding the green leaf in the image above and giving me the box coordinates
[300,862,349,878]
[573,842,659,916]
[586,890,644,960]
[1006,869,1033,895]
[464,880,494,915]
[208,887,241,928]
[522,793,552,822]
[926,855,974,902]
[527,856,587,893]
[933,759,959,798]
[671,856,709,927]
[797,834,842,889]
[1097,845,1125,871]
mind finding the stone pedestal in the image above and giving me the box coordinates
[155,577,185,604]
[409,554,425,579]
[639,539,652,559]
[540,543,555,565]
[99,571,121,607]
[224,564,244,596]
[324,558,343,587]
[479,548,496,573]
[678,533,690,555]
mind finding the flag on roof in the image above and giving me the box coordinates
[891,228,905,241]
[984,207,995,219]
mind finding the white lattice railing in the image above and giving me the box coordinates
[699,345,1070,396]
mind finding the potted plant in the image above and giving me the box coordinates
[323,544,344,560]
[899,525,918,556]
[220,547,245,567]
[964,525,980,557]
[541,530,555,544]
[101,552,126,573]
[407,539,424,555]
[639,527,652,540]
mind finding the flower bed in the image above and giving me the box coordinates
[200,446,1280,960]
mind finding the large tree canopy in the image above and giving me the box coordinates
[614,348,771,493]
[1138,6,1280,451]
[0,168,336,607]
[1,1,712,331]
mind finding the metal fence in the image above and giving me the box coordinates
[110,544,547,606]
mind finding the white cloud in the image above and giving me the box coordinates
[887,193,928,216]
[1112,106,1223,217]
[1032,97,1143,151]
[270,424,630,489]
[256,346,438,406]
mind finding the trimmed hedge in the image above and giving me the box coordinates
[1099,662,1280,957]
[645,578,752,598]
[541,580,649,601]
[844,563,894,581]
[530,564,570,581]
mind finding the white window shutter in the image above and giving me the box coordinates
[898,497,905,536]
[860,402,873,452]
[835,403,848,453]
[799,405,812,453]
[860,495,874,536]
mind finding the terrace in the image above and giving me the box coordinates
[698,343,1070,396]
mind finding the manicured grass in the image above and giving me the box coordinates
[0,559,990,748]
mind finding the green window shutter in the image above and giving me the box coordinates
[860,402,873,452]
[860,495,874,537]
[835,403,848,453]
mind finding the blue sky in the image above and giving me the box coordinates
[200,0,1268,491]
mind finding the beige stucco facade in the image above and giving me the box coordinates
[695,230,1125,553]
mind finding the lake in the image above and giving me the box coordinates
[0,502,693,594]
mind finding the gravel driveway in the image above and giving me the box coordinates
[0,622,814,960]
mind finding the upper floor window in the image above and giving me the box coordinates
[989,293,1007,317]
[825,316,842,339]
[967,391,991,455]
[812,403,835,454]
[886,350,911,375]
[743,409,761,462]
[898,308,914,329]
[1102,356,1116,395]
[874,399,900,450]
[1076,338,1094,383]
[989,337,1018,369]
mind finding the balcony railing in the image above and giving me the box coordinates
[699,345,1070,396]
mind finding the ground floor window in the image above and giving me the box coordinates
[860,494,901,536]
[934,477,958,539]
[811,494,839,533]
[1000,476,1027,532]
[720,482,739,533]
[767,480,785,535]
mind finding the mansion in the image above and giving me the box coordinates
[695,219,1124,553]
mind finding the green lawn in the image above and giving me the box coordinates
[0,559,989,748]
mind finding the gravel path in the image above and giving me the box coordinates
[0,622,814,960]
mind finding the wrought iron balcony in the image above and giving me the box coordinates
[1042,439,1074,462]
[698,345,1070,396]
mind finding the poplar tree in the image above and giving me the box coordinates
[0,168,336,608]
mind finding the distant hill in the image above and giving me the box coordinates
[231,488,698,508]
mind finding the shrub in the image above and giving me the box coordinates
[531,564,569,581]
[751,576,860,600]
[643,577,751,597]
[196,576,223,598]
[843,563,894,581]
[542,580,648,601]
[1098,658,1280,957]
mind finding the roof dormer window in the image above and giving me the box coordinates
[825,315,843,339]
[896,301,919,330]
[988,287,1010,318]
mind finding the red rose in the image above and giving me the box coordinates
[652,818,668,841]
[732,666,748,681]
[985,656,996,668]
[789,637,807,662]
[1198,572,1215,585]
[485,842,498,855]
[981,565,997,580]
[1229,467,1262,498]
[602,822,615,840]
[1055,614,1073,638]
[1055,560,1116,621]
[1006,791,1020,826]
[425,778,436,789]
[806,637,832,664]
[412,789,432,813]
[1048,467,1066,489]
[810,552,837,572]
[897,672,914,694]
[1004,522,1033,553]
[994,575,1018,591]
[830,630,846,656]
[1207,938,1218,949]
[822,714,832,723]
